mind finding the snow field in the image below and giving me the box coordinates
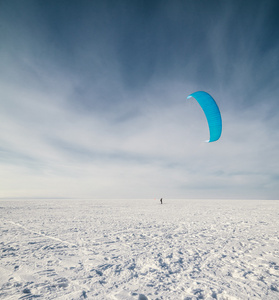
[0,199,279,299]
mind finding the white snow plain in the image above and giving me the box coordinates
[1,199,279,300]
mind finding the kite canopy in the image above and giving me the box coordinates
[187,91,222,142]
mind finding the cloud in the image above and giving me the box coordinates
[0,0,279,199]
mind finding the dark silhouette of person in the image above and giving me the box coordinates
[160,198,163,204]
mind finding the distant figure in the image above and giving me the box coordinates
[160,198,163,204]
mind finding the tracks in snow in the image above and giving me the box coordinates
[1,199,279,299]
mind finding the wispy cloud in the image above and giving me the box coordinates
[0,0,279,199]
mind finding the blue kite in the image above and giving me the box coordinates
[187,91,222,142]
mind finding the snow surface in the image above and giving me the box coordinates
[1,199,279,300]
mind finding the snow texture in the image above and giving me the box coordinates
[1,199,279,299]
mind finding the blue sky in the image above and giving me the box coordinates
[1,0,279,199]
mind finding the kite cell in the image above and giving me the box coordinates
[187,91,222,142]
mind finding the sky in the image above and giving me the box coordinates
[1,0,279,200]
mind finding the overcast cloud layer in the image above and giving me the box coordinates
[1,0,279,199]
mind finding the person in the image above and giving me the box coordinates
[160,198,163,204]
